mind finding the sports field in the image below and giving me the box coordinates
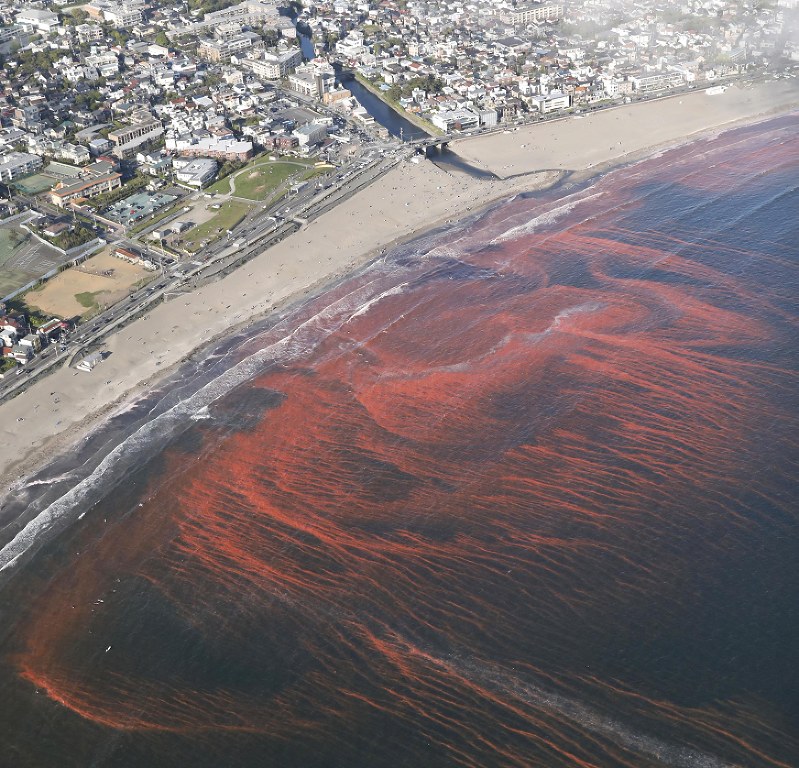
[209,156,323,201]
[0,225,65,299]
[12,174,57,195]
[210,162,298,201]
[23,250,153,318]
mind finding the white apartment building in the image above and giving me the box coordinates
[631,71,685,92]
[250,48,302,79]
[75,23,104,42]
[506,2,563,24]
[15,8,60,34]
[198,34,255,63]
[0,152,42,182]
[336,30,367,59]
[530,90,571,113]
[171,0,279,37]
[85,52,120,78]
[108,111,164,156]
[431,108,480,132]
[103,4,143,27]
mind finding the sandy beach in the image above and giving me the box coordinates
[1,78,797,488]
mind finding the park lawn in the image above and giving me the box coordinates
[257,165,334,210]
[74,291,100,309]
[210,161,307,200]
[181,201,251,252]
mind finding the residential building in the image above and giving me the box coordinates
[506,2,563,25]
[478,109,498,127]
[103,4,143,27]
[50,171,122,206]
[55,144,91,165]
[19,333,41,353]
[85,0,143,26]
[75,23,104,43]
[0,25,29,55]
[172,0,280,36]
[530,90,571,113]
[431,108,480,132]
[287,62,335,98]
[0,152,42,182]
[15,8,60,34]
[108,110,164,157]
[287,70,317,97]
[88,137,113,156]
[336,31,367,59]
[631,72,685,92]
[168,135,253,161]
[198,34,256,63]
[250,48,302,79]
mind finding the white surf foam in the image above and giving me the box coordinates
[346,283,409,322]
[491,191,605,243]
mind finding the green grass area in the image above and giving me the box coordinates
[209,161,307,201]
[75,291,101,309]
[0,228,32,298]
[288,156,317,166]
[301,167,331,182]
[0,357,17,373]
[180,201,251,252]
[0,268,30,299]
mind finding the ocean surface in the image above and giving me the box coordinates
[0,114,797,768]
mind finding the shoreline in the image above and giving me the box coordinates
[1,78,798,497]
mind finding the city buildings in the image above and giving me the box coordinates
[505,2,564,25]
[167,135,253,161]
